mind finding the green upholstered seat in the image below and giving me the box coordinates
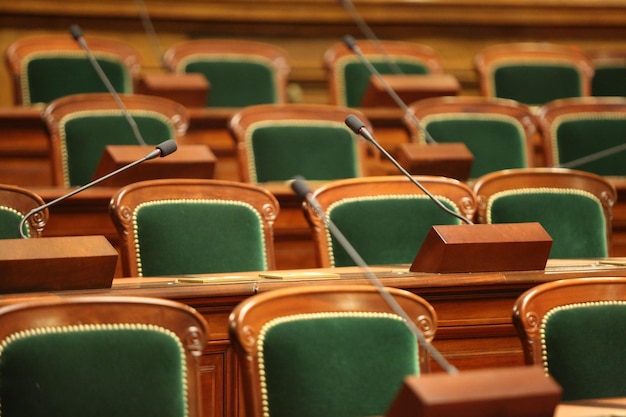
[58,111,173,186]
[546,113,626,176]
[492,64,584,106]
[259,312,418,417]
[340,59,431,108]
[110,179,279,277]
[228,104,368,184]
[486,188,608,258]
[593,66,626,97]
[0,207,28,239]
[0,325,187,417]
[22,54,132,106]
[420,114,530,178]
[133,199,269,276]
[245,121,361,183]
[182,58,280,107]
[326,195,464,266]
[0,296,207,417]
[163,39,290,108]
[229,285,437,417]
[541,301,626,400]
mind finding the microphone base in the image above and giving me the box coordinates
[410,222,553,273]
[386,366,561,417]
[0,236,117,294]
[395,142,473,182]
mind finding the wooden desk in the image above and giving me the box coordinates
[556,397,626,417]
[1,260,625,417]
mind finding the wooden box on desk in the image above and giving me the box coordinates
[360,74,460,107]
[137,73,209,108]
[395,142,473,181]
[93,144,216,187]
[0,236,117,294]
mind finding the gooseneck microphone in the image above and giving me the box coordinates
[19,139,177,238]
[291,176,459,375]
[557,142,626,169]
[345,114,473,225]
[343,35,436,144]
[69,24,147,146]
[134,0,169,71]
[337,0,402,74]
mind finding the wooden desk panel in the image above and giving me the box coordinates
[1,262,626,417]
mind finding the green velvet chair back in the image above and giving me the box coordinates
[163,39,290,107]
[23,54,131,106]
[110,179,280,277]
[229,104,368,183]
[406,97,537,179]
[6,35,140,106]
[0,295,207,417]
[513,277,626,401]
[324,40,445,107]
[538,97,626,176]
[0,208,27,239]
[474,43,594,107]
[304,176,477,268]
[486,188,607,258]
[0,184,48,238]
[43,93,188,187]
[473,168,617,259]
[589,50,626,97]
[229,285,438,417]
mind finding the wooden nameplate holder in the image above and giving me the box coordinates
[395,142,473,181]
[360,74,460,107]
[386,366,562,417]
[411,222,553,273]
[93,144,217,187]
[0,236,118,294]
[137,73,209,108]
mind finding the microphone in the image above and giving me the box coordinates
[18,139,177,238]
[291,175,459,375]
[345,114,473,225]
[133,0,169,72]
[343,35,437,144]
[336,0,403,74]
[556,142,626,169]
[69,24,147,146]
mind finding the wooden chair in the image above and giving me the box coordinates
[513,277,626,400]
[0,183,47,238]
[228,103,369,183]
[0,295,207,417]
[588,49,626,97]
[163,39,290,107]
[303,175,477,267]
[473,167,617,259]
[474,42,594,107]
[323,39,446,107]
[404,96,538,179]
[109,178,279,277]
[42,93,188,187]
[229,284,437,417]
[5,34,140,106]
[536,96,626,176]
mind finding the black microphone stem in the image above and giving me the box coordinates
[337,0,403,74]
[70,25,147,146]
[293,177,459,375]
[346,116,473,225]
[134,0,169,72]
[557,141,626,169]
[18,140,175,238]
[343,35,436,144]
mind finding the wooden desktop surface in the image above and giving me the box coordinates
[1,260,625,417]
[556,397,626,417]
